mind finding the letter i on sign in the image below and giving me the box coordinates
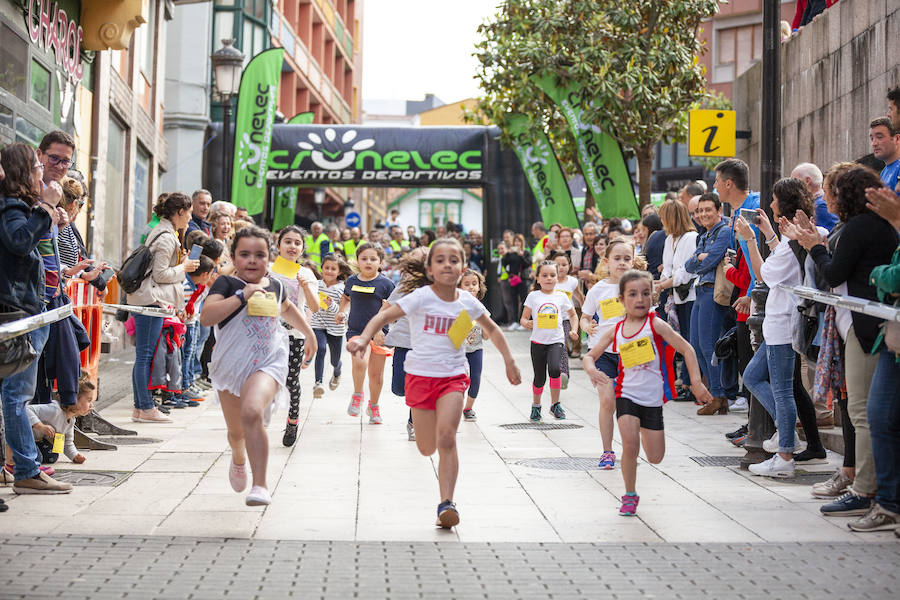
[688,109,736,158]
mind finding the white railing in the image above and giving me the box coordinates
[778,284,900,322]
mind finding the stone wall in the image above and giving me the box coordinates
[734,0,899,187]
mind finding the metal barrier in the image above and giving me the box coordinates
[0,304,73,341]
[777,284,900,321]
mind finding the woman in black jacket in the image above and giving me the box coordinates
[0,143,71,495]
[791,167,898,516]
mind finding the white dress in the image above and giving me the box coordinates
[209,279,290,396]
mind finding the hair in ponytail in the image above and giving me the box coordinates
[531,260,559,291]
[398,239,464,294]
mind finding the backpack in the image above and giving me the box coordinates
[117,228,175,294]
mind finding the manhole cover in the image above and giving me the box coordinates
[515,457,601,470]
[50,470,131,486]
[86,436,162,445]
[690,455,744,467]
[499,423,584,430]
[777,471,836,485]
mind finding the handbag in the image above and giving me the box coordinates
[0,310,38,379]
[674,281,695,302]
[117,228,173,294]
[705,224,733,306]
[508,274,522,287]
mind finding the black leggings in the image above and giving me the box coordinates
[839,394,855,468]
[286,338,305,422]
[793,353,823,451]
[531,342,563,389]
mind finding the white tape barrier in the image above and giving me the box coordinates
[102,303,175,318]
[778,284,900,322]
[0,304,74,342]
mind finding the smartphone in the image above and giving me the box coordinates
[89,267,115,291]
[739,208,760,226]
[726,248,736,262]
[548,231,557,244]
[188,244,203,260]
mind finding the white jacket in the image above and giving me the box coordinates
[662,232,698,304]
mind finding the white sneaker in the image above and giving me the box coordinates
[762,430,803,454]
[245,485,272,506]
[516,324,527,331]
[313,382,325,399]
[506,323,517,332]
[729,397,749,413]
[748,454,795,478]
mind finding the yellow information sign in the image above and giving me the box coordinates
[689,109,736,158]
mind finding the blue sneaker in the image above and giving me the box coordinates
[530,405,542,422]
[550,402,566,419]
[436,499,459,528]
[820,491,872,517]
[598,451,616,470]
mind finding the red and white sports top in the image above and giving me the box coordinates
[612,314,668,407]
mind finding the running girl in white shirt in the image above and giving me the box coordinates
[201,226,316,506]
[521,261,578,422]
[269,225,319,447]
[348,239,521,528]
[551,251,580,388]
[579,239,644,470]
[459,269,487,421]
[583,270,710,516]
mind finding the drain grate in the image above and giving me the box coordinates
[690,455,744,467]
[499,423,584,431]
[776,471,836,485]
[51,470,131,487]
[85,436,162,445]
[515,457,601,470]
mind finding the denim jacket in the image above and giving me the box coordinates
[684,221,733,286]
[0,195,52,315]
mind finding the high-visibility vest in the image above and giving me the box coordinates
[389,239,409,253]
[306,233,332,265]
[344,238,358,259]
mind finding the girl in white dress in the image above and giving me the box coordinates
[201,227,316,506]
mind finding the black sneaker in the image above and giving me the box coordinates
[793,447,828,464]
[673,388,695,402]
[282,419,299,447]
[550,402,566,419]
[726,424,749,440]
[436,499,459,528]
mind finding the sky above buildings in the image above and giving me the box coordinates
[361,0,501,104]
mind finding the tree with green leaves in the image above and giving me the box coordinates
[472,0,721,210]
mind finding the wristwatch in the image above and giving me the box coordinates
[234,289,246,303]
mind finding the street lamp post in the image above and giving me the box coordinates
[210,39,245,204]
[314,188,326,220]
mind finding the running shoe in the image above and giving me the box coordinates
[463,408,477,421]
[406,420,416,441]
[847,503,900,532]
[598,451,616,470]
[367,403,383,425]
[725,424,748,440]
[731,434,747,447]
[436,499,459,528]
[229,459,247,493]
[748,454,795,478]
[811,468,853,499]
[549,402,566,419]
[329,374,341,391]
[619,493,639,516]
[530,405,542,422]
[282,419,299,447]
[820,491,872,517]
[313,382,325,399]
[39,466,55,477]
[729,397,749,413]
[348,393,362,417]
[245,485,272,506]
[793,447,828,464]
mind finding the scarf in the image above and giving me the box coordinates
[814,306,845,407]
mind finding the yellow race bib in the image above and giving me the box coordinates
[247,291,279,317]
[600,297,625,320]
[318,291,329,310]
[447,310,474,350]
[619,336,656,369]
[536,312,558,329]
[52,433,65,454]
[559,289,573,299]
[271,256,300,279]
[351,285,375,293]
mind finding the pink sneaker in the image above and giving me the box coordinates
[229,459,248,493]
[619,493,640,516]
[367,403,382,424]
[39,465,56,477]
[348,393,362,417]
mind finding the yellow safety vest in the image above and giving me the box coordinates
[389,239,409,253]
[306,233,332,265]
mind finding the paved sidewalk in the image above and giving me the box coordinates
[1,331,897,544]
[0,535,898,599]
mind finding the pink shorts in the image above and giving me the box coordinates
[405,373,470,411]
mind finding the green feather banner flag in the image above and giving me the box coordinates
[506,113,578,228]
[531,73,639,220]
[272,112,314,231]
[231,48,284,214]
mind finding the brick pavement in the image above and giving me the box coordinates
[0,535,897,599]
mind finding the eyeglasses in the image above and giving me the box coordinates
[45,154,73,168]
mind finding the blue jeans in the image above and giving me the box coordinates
[313,328,343,383]
[132,313,163,410]
[181,322,197,389]
[675,301,693,386]
[689,286,725,396]
[190,323,211,382]
[868,350,900,513]
[742,341,798,452]
[1,325,49,480]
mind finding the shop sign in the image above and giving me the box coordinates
[26,0,84,84]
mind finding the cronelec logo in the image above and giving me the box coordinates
[237,132,262,172]
[298,128,375,170]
